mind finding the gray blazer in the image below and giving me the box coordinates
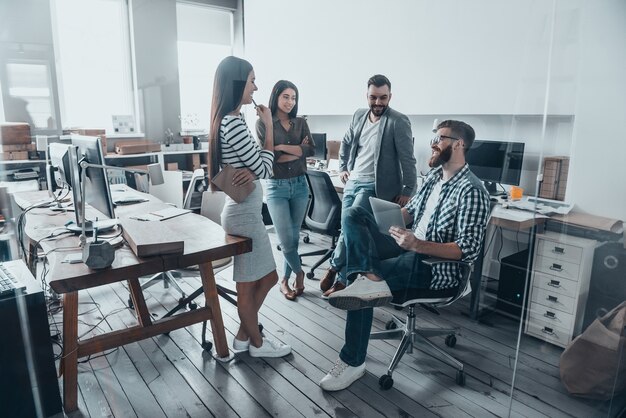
[339,107,417,201]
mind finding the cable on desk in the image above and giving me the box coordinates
[17,185,70,258]
[496,227,504,262]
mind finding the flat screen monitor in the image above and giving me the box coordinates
[465,140,525,195]
[48,143,72,190]
[311,133,327,160]
[68,135,116,231]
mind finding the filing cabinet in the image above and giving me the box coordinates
[524,231,600,347]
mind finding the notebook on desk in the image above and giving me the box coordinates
[129,206,191,222]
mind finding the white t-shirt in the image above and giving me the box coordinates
[350,117,380,182]
[413,178,443,240]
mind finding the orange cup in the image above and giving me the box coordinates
[509,186,524,200]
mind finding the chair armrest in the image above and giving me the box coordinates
[421,257,472,269]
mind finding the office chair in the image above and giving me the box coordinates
[371,204,494,390]
[299,170,342,279]
[370,257,474,390]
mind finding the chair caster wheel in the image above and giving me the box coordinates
[445,334,457,348]
[456,370,465,386]
[202,341,213,352]
[306,272,315,279]
[189,301,198,310]
[379,374,394,390]
[258,323,264,333]
[385,320,397,330]
[303,236,310,244]
[277,245,282,251]
[128,297,134,310]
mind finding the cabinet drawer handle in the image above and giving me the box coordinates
[544,311,556,319]
[549,263,563,272]
[542,326,555,335]
[547,279,561,288]
[547,295,558,303]
[552,246,565,255]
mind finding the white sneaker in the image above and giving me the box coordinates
[319,358,366,391]
[233,337,249,351]
[248,338,291,358]
[327,275,392,310]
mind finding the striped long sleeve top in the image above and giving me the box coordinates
[219,114,273,179]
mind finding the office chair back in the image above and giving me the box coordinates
[201,190,226,224]
[304,170,342,236]
[183,169,206,210]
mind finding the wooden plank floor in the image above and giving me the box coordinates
[49,230,626,418]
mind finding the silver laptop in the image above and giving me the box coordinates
[369,197,405,235]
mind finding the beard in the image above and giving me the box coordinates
[428,145,452,168]
[370,104,387,117]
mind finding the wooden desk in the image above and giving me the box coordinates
[16,190,251,413]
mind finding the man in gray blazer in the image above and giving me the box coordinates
[321,74,417,295]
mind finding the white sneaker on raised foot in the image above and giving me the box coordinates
[248,338,291,358]
[233,337,249,352]
[319,358,366,391]
[327,275,392,310]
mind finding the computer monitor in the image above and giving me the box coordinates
[68,135,116,232]
[311,133,327,160]
[48,143,72,191]
[465,140,525,195]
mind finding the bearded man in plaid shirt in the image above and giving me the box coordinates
[319,120,491,392]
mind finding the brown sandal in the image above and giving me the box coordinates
[280,280,297,301]
[294,273,305,296]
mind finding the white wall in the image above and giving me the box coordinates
[244,0,580,116]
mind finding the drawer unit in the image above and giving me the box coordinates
[524,231,599,348]
[533,271,578,299]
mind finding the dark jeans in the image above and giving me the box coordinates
[338,206,433,367]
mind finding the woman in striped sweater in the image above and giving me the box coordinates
[208,56,291,358]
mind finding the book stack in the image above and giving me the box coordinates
[539,156,569,201]
[115,140,161,155]
[121,219,184,257]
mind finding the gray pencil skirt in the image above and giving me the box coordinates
[221,181,276,282]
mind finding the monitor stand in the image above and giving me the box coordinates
[483,181,506,196]
[66,219,119,234]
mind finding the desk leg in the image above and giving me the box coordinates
[62,291,79,412]
[199,261,229,358]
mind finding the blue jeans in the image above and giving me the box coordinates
[330,180,376,284]
[338,206,433,367]
[265,175,310,278]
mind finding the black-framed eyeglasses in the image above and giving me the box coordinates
[430,135,462,146]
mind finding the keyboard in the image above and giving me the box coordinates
[507,200,554,215]
[0,263,26,298]
[114,195,148,205]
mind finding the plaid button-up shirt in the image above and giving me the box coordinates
[405,164,491,289]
